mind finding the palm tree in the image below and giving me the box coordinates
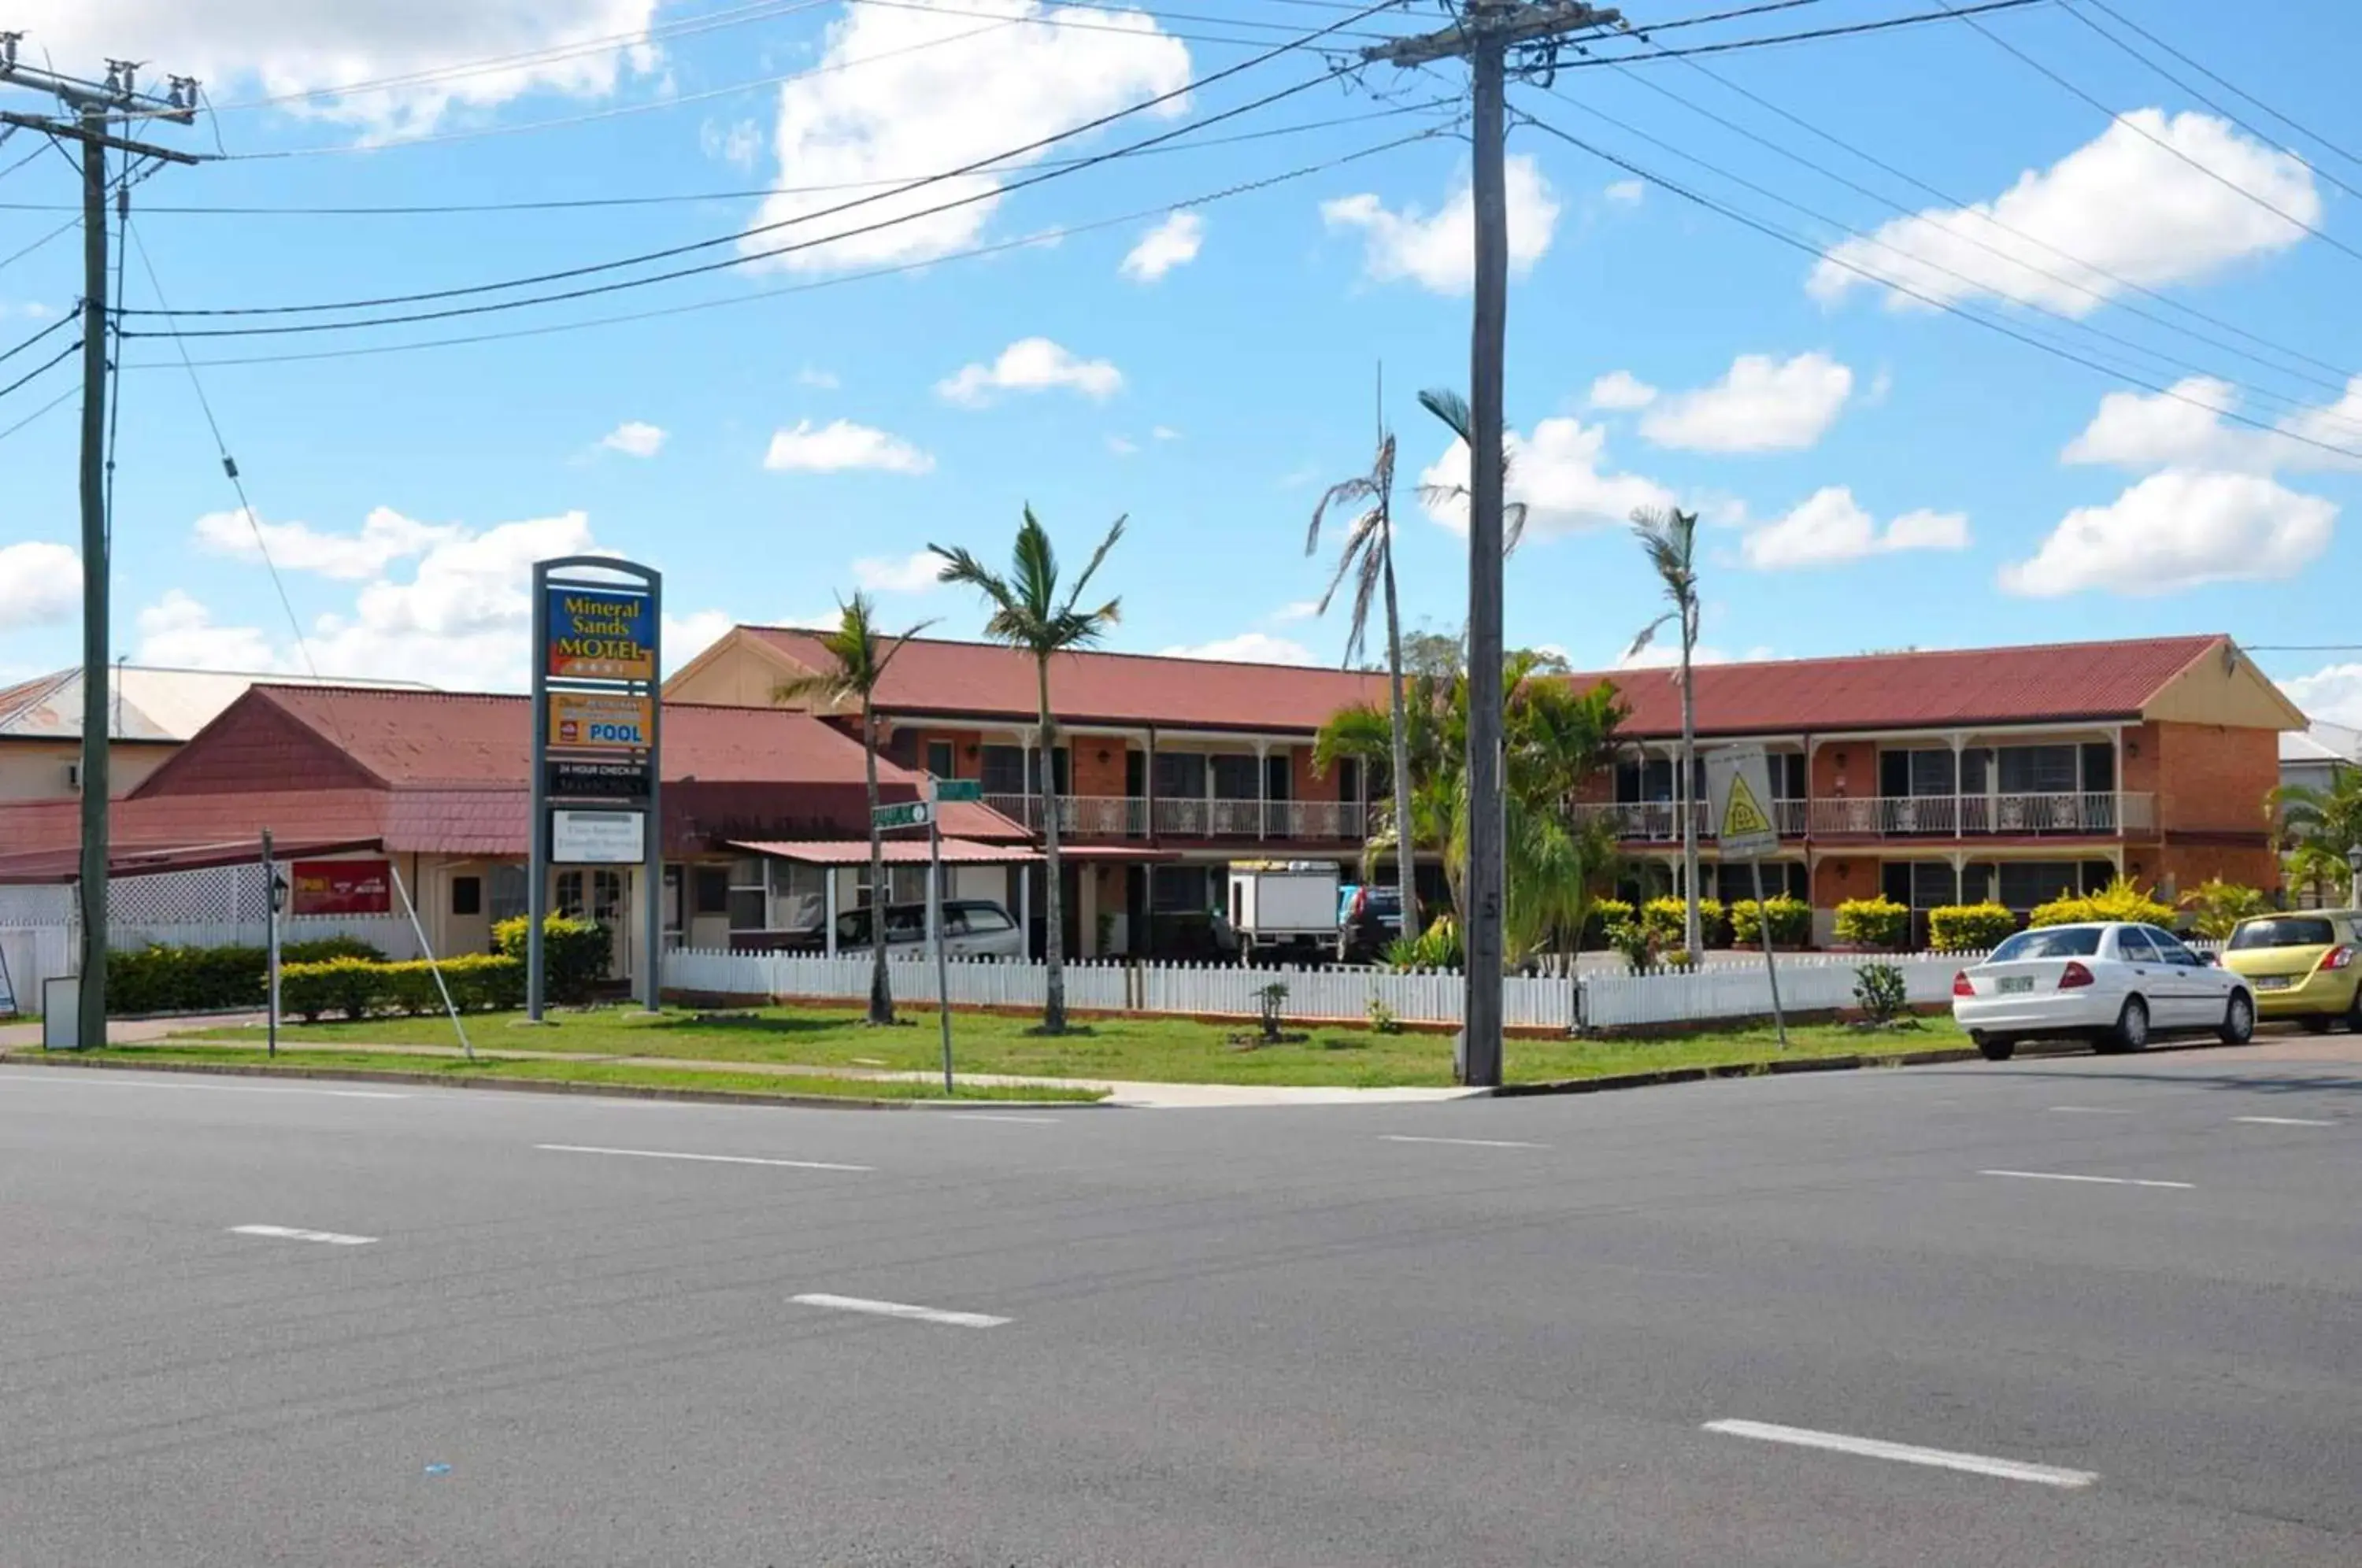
[774,593,935,1026]
[2273,770,2362,904]
[933,506,1124,1034]
[1307,386,1420,944]
[1414,387,1529,551]
[1629,505,1703,957]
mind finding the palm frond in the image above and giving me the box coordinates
[1419,386,1473,443]
[1062,514,1127,613]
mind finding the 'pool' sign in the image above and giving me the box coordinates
[545,586,655,681]
[550,691,653,751]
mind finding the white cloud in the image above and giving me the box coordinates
[797,366,840,390]
[935,337,1122,406]
[192,505,461,581]
[135,590,284,672]
[663,609,736,671]
[2283,663,2362,727]
[700,116,761,169]
[1152,424,1181,442]
[850,549,950,594]
[1159,632,1315,664]
[1604,179,1645,207]
[1105,434,1139,456]
[1273,599,1320,623]
[1639,352,1853,453]
[1420,417,1674,540]
[1120,210,1202,282]
[1739,486,1969,570]
[1586,370,1658,412]
[0,542,80,631]
[1812,109,2319,316]
[14,1,662,140]
[2062,374,2362,474]
[598,420,667,458]
[763,418,935,474]
[2000,469,2335,597]
[741,0,1188,273]
[1615,642,1769,671]
[1321,154,1560,294]
[0,301,54,320]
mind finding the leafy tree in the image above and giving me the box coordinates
[2273,770,2362,905]
[1629,505,1703,957]
[774,594,935,1025]
[932,507,1124,1034]
[1306,397,1420,943]
[2179,878,2271,940]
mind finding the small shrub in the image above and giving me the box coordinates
[1660,947,1695,972]
[108,944,268,1015]
[1254,981,1289,1045]
[1834,896,1910,950]
[1731,894,1811,949]
[1390,915,1462,970]
[493,914,609,1003]
[278,955,524,1021]
[1640,897,1727,949]
[1365,997,1401,1034]
[1853,961,1909,1024]
[1584,898,1634,949]
[1610,921,1655,974]
[280,934,386,965]
[2029,875,2172,930]
[2179,878,2271,941]
[1929,902,2017,952]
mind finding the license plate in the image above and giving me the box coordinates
[2255,976,2294,991]
[1997,976,2035,995]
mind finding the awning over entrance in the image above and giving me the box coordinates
[727,838,1041,865]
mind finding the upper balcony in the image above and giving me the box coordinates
[1573,791,2155,845]
[983,793,1369,842]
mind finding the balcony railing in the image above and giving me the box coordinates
[1573,800,1809,841]
[1809,792,2154,838]
[983,793,1369,841]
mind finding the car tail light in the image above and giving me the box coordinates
[2323,945,2355,971]
[1952,970,1975,998]
[2059,961,2096,989]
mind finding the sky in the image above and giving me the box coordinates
[0,0,2356,729]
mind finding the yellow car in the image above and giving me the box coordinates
[2223,911,2362,1031]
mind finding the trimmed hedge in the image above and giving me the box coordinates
[1730,894,1811,949]
[1834,896,1909,949]
[2029,875,2173,930]
[493,914,609,1004]
[1929,902,2017,952]
[108,936,386,1015]
[280,955,523,1022]
[1640,897,1729,949]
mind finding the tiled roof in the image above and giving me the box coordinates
[1573,636,2228,739]
[748,626,1385,731]
[728,838,1041,864]
[0,665,428,743]
[2282,720,2362,766]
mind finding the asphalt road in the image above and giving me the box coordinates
[2,1037,2358,1567]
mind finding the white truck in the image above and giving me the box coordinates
[1226,860,1342,966]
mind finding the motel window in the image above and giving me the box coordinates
[450,875,482,917]
[692,865,730,917]
[1997,862,2084,912]
[1153,865,1211,912]
[981,745,1027,794]
[926,740,955,778]
[1997,745,2078,795]
[1264,753,1290,802]
[488,864,528,926]
[769,860,829,932]
[1336,757,1362,803]
[885,730,918,767]
[1153,751,1206,800]
[727,857,766,931]
[1211,755,1261,800]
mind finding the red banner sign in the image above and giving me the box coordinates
[290,859,392,917]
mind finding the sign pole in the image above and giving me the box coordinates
[643,568,664,1015]
[262,829,279,1060]
[930,801,953,1093]
[1706,744,1789,1049]
[1749,853,1788,1050]
[528,566,550,1023]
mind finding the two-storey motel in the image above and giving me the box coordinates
[674,628,2303,952]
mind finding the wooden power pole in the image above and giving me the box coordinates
[1364,3,1620,1086]
[0,39,201,1048]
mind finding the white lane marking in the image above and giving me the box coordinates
[1981,1169,2193,1189]
[2233,1115,2338,1127]
[1380,1134,1546,1149]
[3,1074,406,1100]
[942,1113,1061,1125]
[791,1292,1008,1329]
[2045,1105,2134,1115]
[535,1143,871,1171]
[1703,1419,2095,1488]
[231,1224,377,1246]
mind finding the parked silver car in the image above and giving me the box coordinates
[831,898,1024,959]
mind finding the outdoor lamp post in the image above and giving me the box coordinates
[2347,841,2361,911]
[266,864,288,1060]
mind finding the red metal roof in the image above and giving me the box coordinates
[727,838,1041,865]
[748,626,1385,732]
[1576,636,2227,739]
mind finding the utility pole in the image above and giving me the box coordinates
[0,38,200,1049]
[1364,3,1620,1086]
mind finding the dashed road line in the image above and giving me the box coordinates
[1380,1134,1546,1149]
[1703,1419,2096,1488]
[535,1143,872,1172]
[1981,1169,2191,1189]
[790,1292,1008,1329]
[231,1224,377,1246]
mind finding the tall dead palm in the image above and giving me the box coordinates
[1628,505,1703,956]
[933,506,1124,1034]
[775,594,935,1025]
[1307,397,1420,944]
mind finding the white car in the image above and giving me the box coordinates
[832,899,1025,960]
[1951,921,2254,1061]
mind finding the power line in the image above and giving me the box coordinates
[1534,81,2362,439]
[125,122,1456,371]
[0,215,78,273]
[1605,20,2359,391]
[1946,1,2362,272]
[0,336,78,401]
[0,309,73,364]
[3,100,1449,216]
[1565,0,2043,66]
[1514,107,2362,466]
[0,379,72,442]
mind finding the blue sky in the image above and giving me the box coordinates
[0,0,2355,726]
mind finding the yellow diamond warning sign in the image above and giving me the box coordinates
[1705,745,1782,859]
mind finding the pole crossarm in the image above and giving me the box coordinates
[1361,3,1623,68]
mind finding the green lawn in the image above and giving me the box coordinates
[166,1005,1968,1088]
[53,1045,1105,1102]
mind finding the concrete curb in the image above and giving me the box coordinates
[0,1053,1108,1113]
[1490,1047,1987,1096]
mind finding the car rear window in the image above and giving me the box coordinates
[2229,917,2336,950]
[1990,926,2101,961]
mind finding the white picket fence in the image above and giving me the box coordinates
[0,916,421,1016]
[658,945,2005,1031]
